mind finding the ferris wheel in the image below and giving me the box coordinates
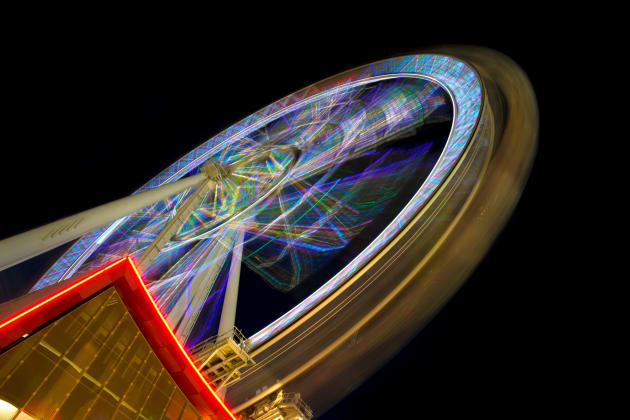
[0,46,537,416]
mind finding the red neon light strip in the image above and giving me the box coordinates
[125,256,237,420]
[0,257,237,420]
[0,258,127,331]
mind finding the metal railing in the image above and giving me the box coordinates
[281,393,313,419]
[190,326,251,359]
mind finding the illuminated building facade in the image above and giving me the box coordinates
[0,258,235,420]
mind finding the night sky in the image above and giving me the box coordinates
[0,24,571,418]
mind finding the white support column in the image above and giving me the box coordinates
[214,229,245,399]
[217,229,245,337]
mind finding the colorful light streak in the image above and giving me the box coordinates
[31,54,482,349]
[0,257,237,420]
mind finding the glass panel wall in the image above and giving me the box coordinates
[0,287,203,420]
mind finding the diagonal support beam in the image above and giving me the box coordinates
[0,173,211,272]
[135,178,216,272]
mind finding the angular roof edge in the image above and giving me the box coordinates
[0,257,236,420]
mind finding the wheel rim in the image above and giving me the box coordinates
[32,55,483,350]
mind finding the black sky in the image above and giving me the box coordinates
[0,22,577,418]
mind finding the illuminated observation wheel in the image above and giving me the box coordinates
[25,46,537,416]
